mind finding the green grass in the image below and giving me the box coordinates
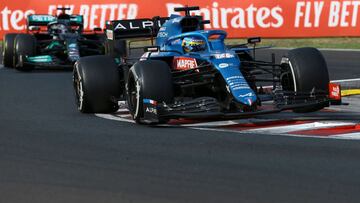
[226,37,360,49]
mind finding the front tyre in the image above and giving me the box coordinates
[281,47,330,113]
[73,55,121,113]
[2,33,17,68]
[14,34,37,71]
[126,60,174,124]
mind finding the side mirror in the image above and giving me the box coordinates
[247,37,261,60]
[200,20,211,25]
[248,37,261,44]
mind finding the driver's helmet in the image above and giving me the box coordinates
[58,13,70,20]
[182,37,206,53]
[49,22,69,34]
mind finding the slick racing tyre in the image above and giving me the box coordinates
[14,34,37,71]
[281,47,330,113]
[73,55,121,113]
[2,33,17,68]
[126,60,174,124]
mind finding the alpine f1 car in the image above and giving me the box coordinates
[2,8,105,71]
[73,6,342,124]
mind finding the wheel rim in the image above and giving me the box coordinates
[73,64,84,110]
[2,42,5,64]
[127,74,141,119]
[281,62,295,91]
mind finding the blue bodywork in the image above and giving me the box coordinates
[149,14,257,106]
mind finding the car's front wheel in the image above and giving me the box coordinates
[126,60,174,123]
[2,33,17,68]
[281,47,330,113]
[14,34,37,71]
[73,55,121,113]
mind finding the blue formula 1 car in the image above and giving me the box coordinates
[73,6,339,124]
[2,8,105,71]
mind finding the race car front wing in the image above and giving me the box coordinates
[139,89,334,123]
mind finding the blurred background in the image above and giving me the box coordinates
[1,0,359,48]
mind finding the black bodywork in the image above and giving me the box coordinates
[24,9,105,68]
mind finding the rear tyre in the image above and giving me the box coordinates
[14,34,37,71]
[2,33,17,68]
[126,60,173,123]
[73,55,121,113]
[281,47,329,113]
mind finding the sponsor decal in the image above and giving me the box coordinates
[70,15,83,23]
[226,75,244,80]
[170,38,182,46]
[29,15,56,22]
[145,107,158,115]
[157,31,168,38]
[213,53,235,59]
[173,57,198,71]
[329,83,341,100]
[1,1,360,39]
[106,29,113,40]
[114,20,154,30]
[218,63,229,68]
[143,99,157,105]
[226,75,251,90]
[239,92,255,97]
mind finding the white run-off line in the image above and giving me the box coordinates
[261,78,360,90]
[332,132,360,140]
[332,78,360,83]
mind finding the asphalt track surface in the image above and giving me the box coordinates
[1,49,360,203]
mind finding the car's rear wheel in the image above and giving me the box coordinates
[14,34,37,71]
[281,47,330,113]
[73,55,121,113]
[2,33,17,68]
[126,60,174,124]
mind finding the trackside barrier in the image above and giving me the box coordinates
[0,0,359,39]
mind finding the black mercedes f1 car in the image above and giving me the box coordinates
[2,8,105,71]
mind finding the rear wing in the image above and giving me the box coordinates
[105,17,169,40]
[27,14,84,27]
[27,15,56,26]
